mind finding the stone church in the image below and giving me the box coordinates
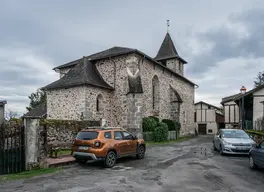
[42,31,197,136]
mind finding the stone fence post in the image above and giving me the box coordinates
[24,118,47,170]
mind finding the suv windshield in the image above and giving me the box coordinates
[76,131,99,140]
[222,130,249,138]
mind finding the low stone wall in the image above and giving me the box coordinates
[40,119,100,143]
[24,118,100,170]
[143,131,180,141]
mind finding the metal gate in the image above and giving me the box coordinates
[0,123,25,175]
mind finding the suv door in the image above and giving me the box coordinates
[122,131,137,154]
[114,131,129,156]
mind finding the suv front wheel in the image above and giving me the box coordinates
[104,151,117,168]
[136,145,145,159]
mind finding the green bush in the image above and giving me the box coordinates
[152,122,169,142]
[149,116,159,123]
[162,119,175,131]
[161,119,181,131]
[142,117,158,132]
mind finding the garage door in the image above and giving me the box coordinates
[198,124,207,135]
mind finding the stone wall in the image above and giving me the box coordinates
[166,59,184,76]
[47,86,86,120]
[47,52,196,135]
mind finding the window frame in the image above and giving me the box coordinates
[114,131,123,140]
[122,131,134,140]
[104,131,112,139]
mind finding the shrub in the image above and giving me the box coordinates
[142,117,157,132]
[161,119,181,131]
[162,119,175,131]
[152,122,169,142]
[148,116,159,123]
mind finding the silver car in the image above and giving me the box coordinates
[213,129,255,155]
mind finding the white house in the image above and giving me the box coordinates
[221,84,264,130]
[194,101,224,134]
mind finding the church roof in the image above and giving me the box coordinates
[42,57,114,90]
[155,32,187,64]
[53,47,136,70]
[52,46,196,86]
[23,102,47,118]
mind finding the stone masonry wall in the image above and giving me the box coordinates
[47,52,195,135]
[95,53,195,135]
[166,59,184,76]
[46,86,86,120]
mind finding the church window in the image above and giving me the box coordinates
[152,75,160,110]
[96,94,103,112]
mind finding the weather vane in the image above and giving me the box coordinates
[167,20,170,32]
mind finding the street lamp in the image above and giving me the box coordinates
[240,86,247,129]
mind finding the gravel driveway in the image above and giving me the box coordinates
[1,135,264,192]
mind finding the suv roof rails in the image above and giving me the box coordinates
[85,127,125,131]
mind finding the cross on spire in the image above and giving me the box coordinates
[167,20,170,32]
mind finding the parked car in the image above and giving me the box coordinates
[249,140,264,169]
[213,129,255,155]
[72,128,146,168]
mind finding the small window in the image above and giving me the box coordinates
[208,129,213,133]
[194,112,197,122]
[208,106,211,109]
[76,131,99,140]
[104,132,112,139]
[122,132,134,140]
[114,131,122,140]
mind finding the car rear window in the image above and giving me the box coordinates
[76,131,99,140]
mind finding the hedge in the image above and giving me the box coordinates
[152,122,169,142]
[149,116,159,123]
[161,119,181,131]
[142,117,157,132]
[245,130,264,136]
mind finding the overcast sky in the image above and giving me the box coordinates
[1,0,264,114]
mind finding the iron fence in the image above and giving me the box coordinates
[0,123,25,175]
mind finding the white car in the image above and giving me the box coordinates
[213,129,255,155]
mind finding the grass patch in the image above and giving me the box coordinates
[57,149,72,156]
[0,168,60,181]
[245,130,264,136]
[146,136,193,146]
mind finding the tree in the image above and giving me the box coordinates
[254,71,264,88]
[5,108,19,120]
[26,89,46,111]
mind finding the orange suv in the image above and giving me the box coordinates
[71,128,146,168]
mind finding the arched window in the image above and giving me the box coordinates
[96,94,103,112]
[152,75,160,111]
[169,86,182,121]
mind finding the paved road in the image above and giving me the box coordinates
[1,135,264,192]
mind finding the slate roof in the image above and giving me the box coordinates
[53,47,135,70]
[155,32,187,64]
[0,100,7,106]
[42,57,114,90]
[221,93,241,104]
[24,102,47,118]
[233,84,264,100]
[195,101,221,110]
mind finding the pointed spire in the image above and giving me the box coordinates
[155,32,179,61]
[155,28,187,64]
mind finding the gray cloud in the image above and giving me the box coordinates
[0,0,264,111]
[187,7,264,77]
